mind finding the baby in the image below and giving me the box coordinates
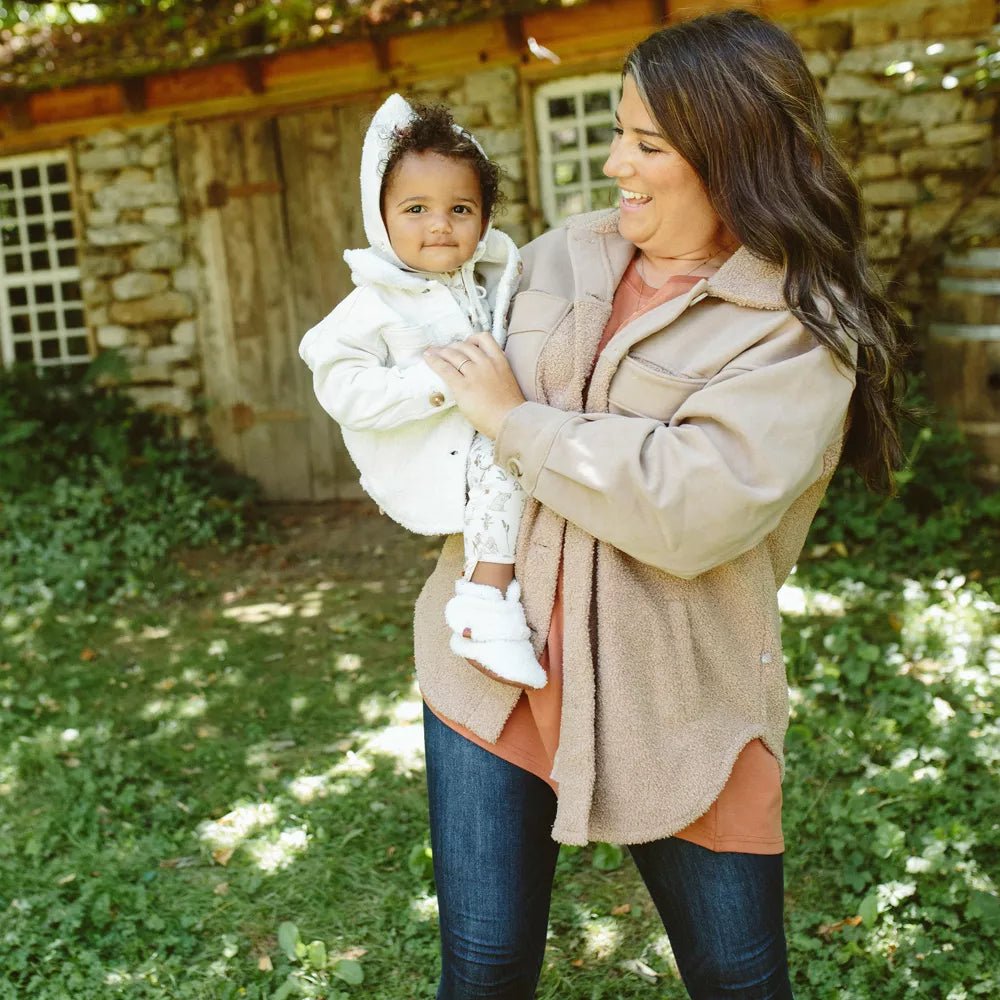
[299,94,546,689]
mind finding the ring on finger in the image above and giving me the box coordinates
[458,359,472,374]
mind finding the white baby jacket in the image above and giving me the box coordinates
[299,94,522,535]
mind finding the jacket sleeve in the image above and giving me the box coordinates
[493,319,856,579]
[299,289,456,432]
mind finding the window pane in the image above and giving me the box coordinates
[64,308,85,329]
[2,225,20,247]
[0,170,14,189]
[46,162,68,184]
[40,337,60,359]
[12,313,30,333]
[552,127,578,152]
[586,124,615,147]
[54,218,75,240]
[584,91,612,114]
[67,335,89,356]
[547,96,575,119]
[51,192,71,212]
[14,340,34,362]
[590,185,619,210]
[23,195,44,216]
[34,284,54,304]
[7,286,28,307]
[57,246,77,267]
[553,161,581,186]
[20,166,41,189]
[555,191,587,217]
[38,311,58,332]
[588,156,609,180]
[31,248,51,270]
[61,280,81,300]
[27,222,45,244]
[5,252,24,272]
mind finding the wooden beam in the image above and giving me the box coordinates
[122,76,147,114]
[28,82,124,126]
[146,62,256,110]
[503,13,528,62]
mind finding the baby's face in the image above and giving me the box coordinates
[382,151,486,272]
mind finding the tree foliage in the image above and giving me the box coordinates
[0,0,588,91]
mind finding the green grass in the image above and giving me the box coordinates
[1,502,997,998]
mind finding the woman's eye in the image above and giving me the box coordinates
[638,143,661,155]
[612,126,623,137]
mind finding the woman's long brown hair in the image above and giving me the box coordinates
[625,9,907,494]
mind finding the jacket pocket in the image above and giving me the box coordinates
[608,354,707,422]
[507,289,572,338]
[381,323,436,361]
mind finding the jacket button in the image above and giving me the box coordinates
[760,652,773,665]
[507,456,523,478]
[429,391,445,407]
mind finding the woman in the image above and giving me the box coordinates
[419,9,906,999]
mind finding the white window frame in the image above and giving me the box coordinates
[533,73,623,229]
[0,149,89,368]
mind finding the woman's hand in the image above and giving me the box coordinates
[423,333,526,440]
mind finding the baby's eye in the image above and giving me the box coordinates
[452,205,473,215]
[405,205,425,214]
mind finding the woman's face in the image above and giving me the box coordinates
[603,75,727,259]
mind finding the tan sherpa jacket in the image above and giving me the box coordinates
[414,208,857,846]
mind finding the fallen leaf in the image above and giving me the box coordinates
[386,845,397,857]
[56,873,76,885]
[571,959,584,968]
[80,648,97,662]
[257,955,273,972]
[212,847,234,866]
[214,882,229,895]
[620,958,659,983]
[611,903,631,916]
[818,914,863,938]
[342,947,367,960]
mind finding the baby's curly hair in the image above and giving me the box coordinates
[380,102,505,220]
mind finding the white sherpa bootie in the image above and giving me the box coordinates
[445,578,548,689]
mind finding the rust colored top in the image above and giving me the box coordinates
[428,254,784,854]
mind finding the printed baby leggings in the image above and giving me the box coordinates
[463,432,527,579]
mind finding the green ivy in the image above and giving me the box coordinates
[0,356,258,612]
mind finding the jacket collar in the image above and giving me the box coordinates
[566,208,787,312]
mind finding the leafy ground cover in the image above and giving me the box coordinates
[1,383,998,997]
[2,498,996,998]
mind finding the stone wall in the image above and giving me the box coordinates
[73,125,200,434]
[781,0,999,334]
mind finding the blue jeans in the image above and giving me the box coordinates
[424,704,793,1000]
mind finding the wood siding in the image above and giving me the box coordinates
[176,102,373,499]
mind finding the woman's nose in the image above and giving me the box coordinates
[603,146,627,179]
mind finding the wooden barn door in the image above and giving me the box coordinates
[177,102,373,500]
